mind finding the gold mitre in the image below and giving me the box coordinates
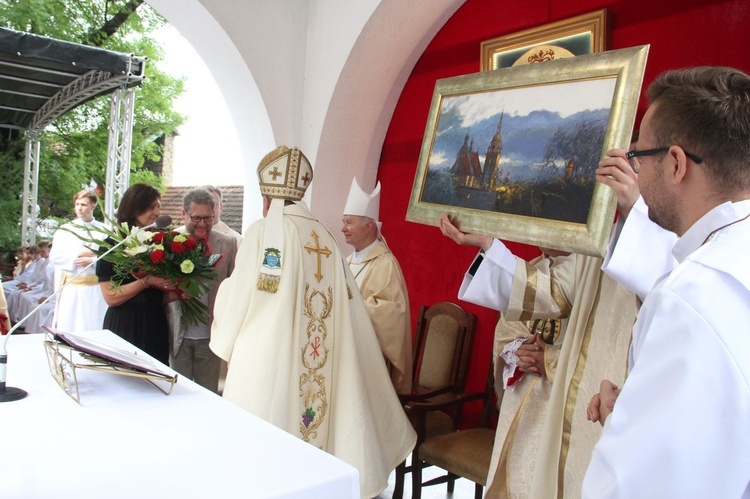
[257,146,313,201]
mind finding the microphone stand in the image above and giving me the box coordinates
[0,216,172,402]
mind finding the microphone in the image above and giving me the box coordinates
[0,214,173,402]
[143,215,173,230]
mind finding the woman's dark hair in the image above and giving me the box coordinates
[116,183,161,227]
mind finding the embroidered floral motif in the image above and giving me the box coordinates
[299,284,333,443]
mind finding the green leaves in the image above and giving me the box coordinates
[0,0,185,249]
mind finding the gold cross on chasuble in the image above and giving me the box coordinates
[304,230,332,282]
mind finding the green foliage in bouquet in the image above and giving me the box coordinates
[64,218,220,326]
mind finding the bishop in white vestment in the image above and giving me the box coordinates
[342,178,412,394]
[211,146,416,499]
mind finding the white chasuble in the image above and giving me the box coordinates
[210,203,416,499]
[347,240,412,394]
[464,253,635,499]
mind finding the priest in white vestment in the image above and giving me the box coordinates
[342,178,412,394]
[13,246,54,327]
[49,190,108,332]
[583,67,750,498]
[6,242,49,322]
[210,146,416,499]
[440,215,636,498]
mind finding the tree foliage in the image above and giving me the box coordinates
[0,0,185,249]
[542,118,607,181]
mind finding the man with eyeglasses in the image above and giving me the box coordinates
[583,67,750,497]
[597,133,679,301]
[167,187,237,393]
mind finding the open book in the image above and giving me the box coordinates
[44,327,174,379]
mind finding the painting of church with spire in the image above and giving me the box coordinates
[420,99,610,225]
[450,111,507,193]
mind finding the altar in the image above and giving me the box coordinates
[1,330,359,498]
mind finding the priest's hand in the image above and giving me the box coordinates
[596,148,639,221]
[587,379,621,425]
[516,333,546,375]
[74,248,96,267]
[438,213,493,251]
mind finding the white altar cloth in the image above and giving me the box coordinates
[0,330,359,499]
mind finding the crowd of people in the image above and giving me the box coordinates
[2,64,748,498]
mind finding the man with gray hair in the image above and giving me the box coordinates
[583,66,750,497]
[341,178,412,394]
[168,187,237,393]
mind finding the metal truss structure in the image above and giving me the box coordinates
[0,27,146,246]
[105,86,137,220]
[19,135,40,247]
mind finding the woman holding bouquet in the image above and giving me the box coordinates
[96,183,175,364]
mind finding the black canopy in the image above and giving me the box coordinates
[0,27,145,133]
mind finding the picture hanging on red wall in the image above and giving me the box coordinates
[406,45,648,257]
[480,9,609,71]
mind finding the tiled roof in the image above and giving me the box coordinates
[161,185,244,233]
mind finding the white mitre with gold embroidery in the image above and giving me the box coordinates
[257,146,313,292]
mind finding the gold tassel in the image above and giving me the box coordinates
[257,274,280,293]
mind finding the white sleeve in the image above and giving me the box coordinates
[602,197,677,300]
[457,239,517,311]
[48,228,79,273]
[583,288,750,498]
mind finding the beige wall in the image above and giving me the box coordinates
[146,0,465,245]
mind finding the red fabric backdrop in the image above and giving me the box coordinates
[378,0,750,398]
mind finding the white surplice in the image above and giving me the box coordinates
[584,200,750,498]
[49,219,108,332]
[602,196,678,300]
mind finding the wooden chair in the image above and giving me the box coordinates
[409,353,500,499]
[392,302,477,499]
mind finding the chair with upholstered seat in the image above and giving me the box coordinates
[409,353,499,499]
[392,301,477,499]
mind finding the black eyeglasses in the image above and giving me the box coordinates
[188,214,214,224]
[626,147,703,173]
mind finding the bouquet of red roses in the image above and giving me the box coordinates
[71,222,220,326]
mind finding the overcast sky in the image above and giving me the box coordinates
[441,77,617,129]
[154,25,244,187]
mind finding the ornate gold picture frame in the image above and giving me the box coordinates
[480,9,609,71]
[406,45,649,257]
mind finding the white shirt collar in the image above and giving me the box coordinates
[351,238,380,264]
[672,199,750,262]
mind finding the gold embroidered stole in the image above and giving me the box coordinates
[298,230,335,448]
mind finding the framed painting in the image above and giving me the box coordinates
[406,45,649,257]
[480,9,609,71]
